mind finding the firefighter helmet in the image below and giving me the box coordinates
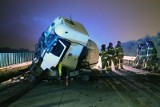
[117,41,121,44]
[117,41,121,46]
[109,42,113,47]
[101,44,106,48]
[139,43,144,47]
[147,41,154,46]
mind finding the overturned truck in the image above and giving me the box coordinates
[30,16,99,80]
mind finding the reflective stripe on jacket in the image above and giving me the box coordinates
[115,45,124,56]
[139,48,146,57]
[147,46,157,57]
[100,49,108,60]
[107,47,115,57]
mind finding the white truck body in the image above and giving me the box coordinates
[31,16,99,77]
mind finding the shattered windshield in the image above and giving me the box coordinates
[34,32,59,58]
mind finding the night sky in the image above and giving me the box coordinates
[0,0,160,51]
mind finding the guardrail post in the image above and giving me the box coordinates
[0,53,2,67]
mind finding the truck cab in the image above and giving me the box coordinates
[30,16,99,78]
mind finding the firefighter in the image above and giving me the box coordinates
[115,41,124,69]
[157,58,160,72]
[134,43,147,69]
[107,42,117,71]
[99,44,109,70]
[144,41,158,71]
[133,44,141,68]
[58,62,62,77]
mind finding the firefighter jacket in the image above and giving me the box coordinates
[147,45,157,58]
[107,46,116,57]
[99,49,108,60]
[115,45,124,57]
[138,46,147,58]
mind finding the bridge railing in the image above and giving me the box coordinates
[0,52,34,67]
[0,53,136,68]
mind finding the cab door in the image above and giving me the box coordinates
[41,39,69,70]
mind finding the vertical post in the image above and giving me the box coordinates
[0,53,2,67]
[13,53,15,65]
[15,53,17,64]
[11,53,13,65]
[7,53,9,66]
[4,53,7,66]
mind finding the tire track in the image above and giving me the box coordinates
[102,75,144,107]
[115,69,160,106]
[0,70,39,107]
[0,81,39,107]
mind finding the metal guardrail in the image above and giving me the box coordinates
[0,53,136,68]
[123,56,136,61]
[123,56,136,66]
[0,53,34,67]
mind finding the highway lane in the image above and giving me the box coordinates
[0,65,158,107]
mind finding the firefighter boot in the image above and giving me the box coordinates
[120,63,124,69]
[115,66,119,70]
[107,66,112,72]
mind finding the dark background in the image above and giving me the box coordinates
[0,0,160,51]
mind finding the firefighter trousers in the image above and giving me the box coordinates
[116,56,124,69]
[101,59,109,70]
[108,57,117,71]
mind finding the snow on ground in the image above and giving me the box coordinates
[93,56,136,69]
[0,61,32,71]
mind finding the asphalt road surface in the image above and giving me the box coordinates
[1,65,160,107]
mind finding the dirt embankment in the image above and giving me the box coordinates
[0,62,31,82]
